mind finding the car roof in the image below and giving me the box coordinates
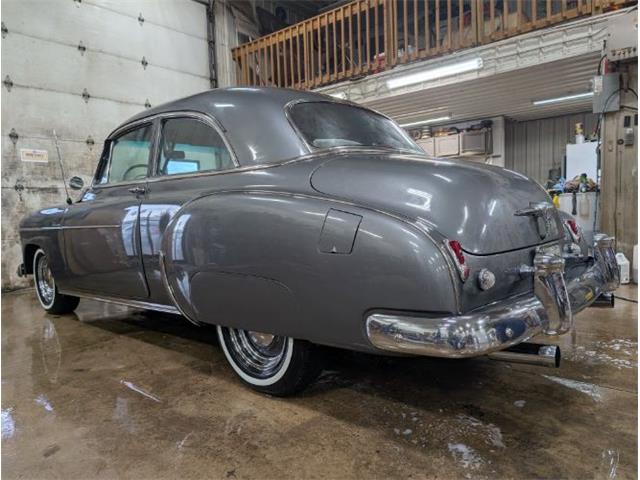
[116,87,340,166]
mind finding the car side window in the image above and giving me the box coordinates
[158,118,234,176]
[98,124,153,184]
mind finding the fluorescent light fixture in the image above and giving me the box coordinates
[329,91,347,99]
[399,115,452,127]
[532,91,594,106]
[387,58,483,89]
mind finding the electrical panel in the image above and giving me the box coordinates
[606,10,638,61]
[592,73,621,114]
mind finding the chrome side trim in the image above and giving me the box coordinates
[89,144,424,189]
[60,290,180,314]
[158,251,202,326]
[143,146,430,183]
[20,225,120,232]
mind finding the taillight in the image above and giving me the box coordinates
[565,219,581,242]
[445,239,470,281]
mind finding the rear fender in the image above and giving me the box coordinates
[161,191,457,350]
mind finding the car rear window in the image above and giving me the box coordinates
[289,102,422,153]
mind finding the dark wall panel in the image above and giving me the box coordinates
[505,111,598,184]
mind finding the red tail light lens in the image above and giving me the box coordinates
[567,219,579,236]
[445,239,470,281]
[565,219,581,243]
[448,240,465,264]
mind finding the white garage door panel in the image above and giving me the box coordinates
[1,139,98,189]
[2,88,142,143]
[3,0,210,78]
[2,35,209,106]
[2,0,212,289]
[89,0,208,39]
[1,188,68,238]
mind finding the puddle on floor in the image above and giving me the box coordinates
[542,375,603,402]
[448,442,485,470]
[34,394,54,413]
[1,407,16,440]
[568,339,637,370]
[599,448,620,479]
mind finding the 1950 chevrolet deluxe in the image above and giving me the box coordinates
[18,87,620,395]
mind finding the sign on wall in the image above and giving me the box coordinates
[19,149,49,163]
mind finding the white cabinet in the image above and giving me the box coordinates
[435,135,460,156]
[565,142,598,182]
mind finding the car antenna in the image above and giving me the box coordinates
[52,129,73,205]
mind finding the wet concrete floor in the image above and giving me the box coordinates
[2,286,637,479]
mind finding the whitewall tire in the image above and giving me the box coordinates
[216,325,323,396]
[33,249,79,314]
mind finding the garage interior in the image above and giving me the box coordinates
[1,0,638,478]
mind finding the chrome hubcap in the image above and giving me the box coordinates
[248,331,275,348]
[224,328,287,379]
[36,254,55,306]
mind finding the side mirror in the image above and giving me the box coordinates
[69,176,85,191]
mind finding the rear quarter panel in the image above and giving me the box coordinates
[162,191,457,351]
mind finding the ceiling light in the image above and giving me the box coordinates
[532,91,594,106]
[399,115,452,127]
[387,58,483,89]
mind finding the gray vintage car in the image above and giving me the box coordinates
[18,87,620,395]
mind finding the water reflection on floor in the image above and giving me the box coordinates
[1,286,637,479]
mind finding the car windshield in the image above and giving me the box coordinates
[289,102,422,153]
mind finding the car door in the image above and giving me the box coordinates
[139,114,236,305]
[60,121,156,299]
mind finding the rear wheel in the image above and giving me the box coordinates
[216,326,323,396]
[33,249,79,314]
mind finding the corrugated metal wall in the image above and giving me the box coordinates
[504,112,598,184]
[1,0,211,289]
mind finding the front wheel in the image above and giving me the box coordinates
[33,249,79,314]
[216,326,323,396]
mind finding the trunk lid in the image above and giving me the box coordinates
[310,152,561,255]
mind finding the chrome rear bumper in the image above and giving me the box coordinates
[365,235,620,358]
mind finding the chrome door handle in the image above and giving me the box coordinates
[128,186,146,195]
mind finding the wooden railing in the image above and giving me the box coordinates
[232,0,632,90]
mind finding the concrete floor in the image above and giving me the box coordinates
[1,286,637,479]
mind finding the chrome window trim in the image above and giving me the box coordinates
[283,99,423,156]
[91,111,240,190]
[58,289,180,315]
[151,111,240,177]
[93,121,155,189]
[91,107,426,190]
